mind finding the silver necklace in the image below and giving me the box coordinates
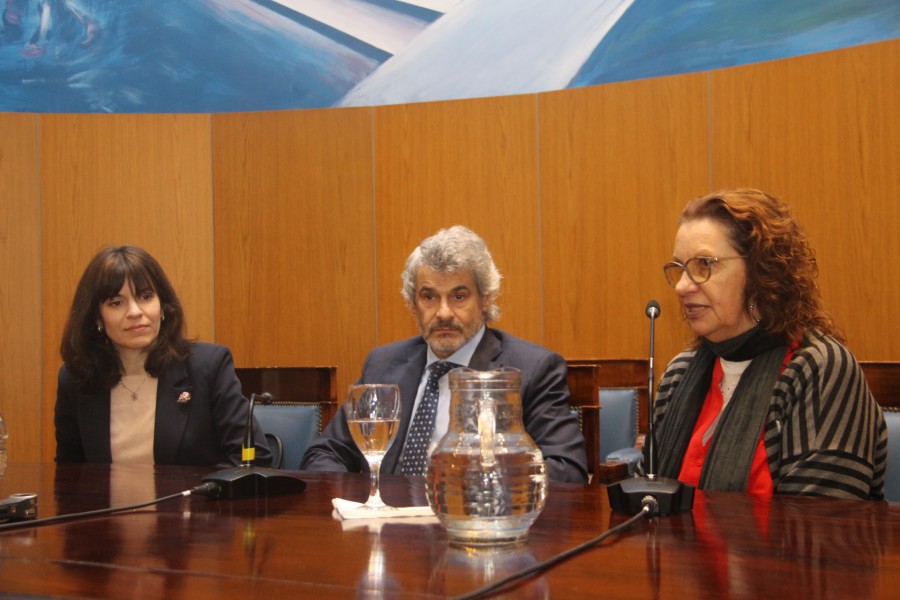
[120,375,150,401]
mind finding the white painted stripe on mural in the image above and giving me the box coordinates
[270,0,431,55]
[203,0,380,63]
[400,0,465,11]
[339,0,636,106]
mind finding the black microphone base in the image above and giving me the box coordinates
[607,476,694,516]
[202,466,307,500]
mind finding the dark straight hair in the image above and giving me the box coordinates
[60,245,191,390]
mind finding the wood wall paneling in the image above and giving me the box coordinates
[39,114,214,460]
[0,114,40,462]
[211,108,376,397]
[538,74,711,366]
[373,95,543,353]
[711,39,900,359]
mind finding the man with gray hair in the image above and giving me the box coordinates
[301,226,588,483]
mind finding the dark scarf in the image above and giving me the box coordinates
[656,326,787,491]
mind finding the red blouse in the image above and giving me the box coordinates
[677,358,774,495]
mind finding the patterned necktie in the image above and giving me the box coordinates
[398,361,458,476]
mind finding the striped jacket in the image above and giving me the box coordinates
[654,330,887,500]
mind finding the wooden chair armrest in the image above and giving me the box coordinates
[594,461,631,485]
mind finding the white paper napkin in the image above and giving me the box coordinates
[331,498,437,521]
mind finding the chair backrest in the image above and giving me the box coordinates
[599,388,639,461]
[859,362,900,503]
[883,411,900,503]
[568,359,649,424]
[255,404,321,470]
[235,366,339,469]
[859,362,900,410]
[234,366,338,427]
[566,359,649,481]
[565,363,602,478]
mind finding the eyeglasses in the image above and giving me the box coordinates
[662,256,745,287]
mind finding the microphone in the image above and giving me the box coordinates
[645,299,660,319]
[201,392,306,499]
[607,300,694,516]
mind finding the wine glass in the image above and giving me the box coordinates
[344,384,401,510]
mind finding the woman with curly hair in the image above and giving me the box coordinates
[56,245,270,467]
[652,189,886,499]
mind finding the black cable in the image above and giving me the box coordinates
[452,502,653,600]
[0,481,221,533]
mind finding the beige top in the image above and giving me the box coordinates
[719,357,751,406]
[110,375,158,464]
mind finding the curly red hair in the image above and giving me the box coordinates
[680,188,841,343]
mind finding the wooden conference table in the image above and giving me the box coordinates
[0,462,899,599]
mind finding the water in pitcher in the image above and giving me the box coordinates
[427,448,547,545]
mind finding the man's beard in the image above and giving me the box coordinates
[424,318,472,357]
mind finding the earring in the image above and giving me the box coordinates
[748,302,761,324]
[97,324,103,333]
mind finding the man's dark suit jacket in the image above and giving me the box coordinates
[300,328,588,483]
[55,342,271,467]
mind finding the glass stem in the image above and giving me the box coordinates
[366,462,386,508]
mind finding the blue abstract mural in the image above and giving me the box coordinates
[0,0,897,113]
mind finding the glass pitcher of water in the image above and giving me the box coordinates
[425,367,547,546]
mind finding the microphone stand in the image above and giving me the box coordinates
[607,300,694,516]
[201,393,307,499]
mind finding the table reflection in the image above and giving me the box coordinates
[0,464,896,599]
[53,465,239,597]
[681,494,892,599]
[428,542,549,598]
[341,519,416,598]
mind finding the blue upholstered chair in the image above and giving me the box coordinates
[566,359,649,483]
[885,410,900,503]
[600,388,642,472]
[255,403,323,470]
[235,366,338,470]
[858,362,900,502]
